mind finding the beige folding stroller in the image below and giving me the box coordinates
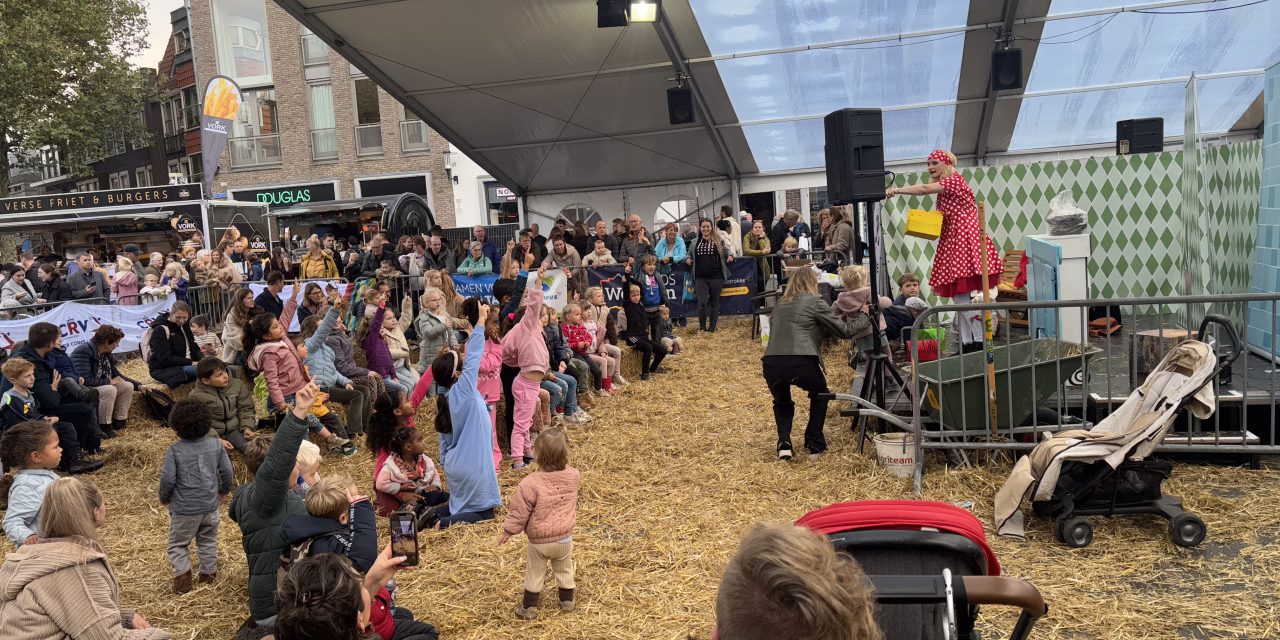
[994,315,1241,548]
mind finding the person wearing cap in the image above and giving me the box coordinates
[121,244,146,279]
[885,149,999,354]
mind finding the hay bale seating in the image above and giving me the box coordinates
[6,317,1278,639]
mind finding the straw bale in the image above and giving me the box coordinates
[0,321,1275,639]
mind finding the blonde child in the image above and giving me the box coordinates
[501,269,550,469]
[833,265,892,357]
[1,421,62,547]
[189,314,223,358]
[292,439,322,497]
[584,286,627,386]
[499,428,581,620]
[139,273,171,303]
[159,399,233,593]
[659,306,683,355]
[781,235,800,259]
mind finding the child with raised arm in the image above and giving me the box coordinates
[501,270,550,469]
[159,399,233,593]
[500,428,582,619]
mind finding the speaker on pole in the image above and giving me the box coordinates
[1116,117,1164,154]
[824,108,885,205]
[667,86,695,125]
[990,48,1023,91]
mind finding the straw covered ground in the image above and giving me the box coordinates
[4,319,1278,639]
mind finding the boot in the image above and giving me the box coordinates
[558,588,576,612]
[173,571,192,594]
[197,572,217,584]
[99,425,118,439]
[515,590,540,619]
[602,377,613,393]
[111,419,128,432]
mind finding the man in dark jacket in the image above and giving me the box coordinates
[147,302,202,388]
[65,253,110,303]
[231,382,317,626]
[359,236,401,279]
[0,323,101,473]
[770,210,800,277]
[423,235,456,273]
[255,271,286,318]
[592,219,619,256]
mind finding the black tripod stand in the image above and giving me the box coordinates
[850,200,905,451]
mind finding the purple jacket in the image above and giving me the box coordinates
[362,307,395,377]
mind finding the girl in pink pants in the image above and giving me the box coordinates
[502,271,550,470]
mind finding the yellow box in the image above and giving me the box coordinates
[905,208,943,240]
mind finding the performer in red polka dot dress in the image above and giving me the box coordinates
[885,149,1000,351]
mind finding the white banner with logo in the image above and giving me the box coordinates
[0,298,175,354]
[246,280,345,332]
[527,270,569,312]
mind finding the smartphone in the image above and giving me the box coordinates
[389,511,419,566]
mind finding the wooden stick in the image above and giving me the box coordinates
[978,202,999,437]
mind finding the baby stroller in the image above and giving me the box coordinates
[994,315,1242,548]
[797,500,1046,640]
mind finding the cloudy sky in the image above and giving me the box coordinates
[130,0,186,69]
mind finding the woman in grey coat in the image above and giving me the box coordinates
[762,267,855,461]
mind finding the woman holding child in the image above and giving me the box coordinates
[885,149,1000,353]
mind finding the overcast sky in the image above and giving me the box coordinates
[130,0,186,70]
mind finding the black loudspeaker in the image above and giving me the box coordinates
[824,108,885,204]
[668,86,695,125]
[1116,118,1164,155]
[990,48,1023,91]
[597,0,628,28]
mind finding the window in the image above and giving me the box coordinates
[173,28,191,53]
[301,33,329,66]
[654,196,698,227]
[168,160,182,184]
[354,78,382,156]
[399,104,429,153]
[109,171,129,190]
[309,83,337,160]
[136,167,152,188]
[187,153,204,186]
[161,95,183,136]
[39,148,61,180]
[211,0,273,87]
[181,86,200,129]
[229,88,282,168]
[807,186,830,220]
[75,180,97,193]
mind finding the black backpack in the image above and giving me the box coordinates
[143,388,177,427]
[277,531,346,585]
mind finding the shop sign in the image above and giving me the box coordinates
[249,233,268,252]
[0,184,203,215]
[486,182,518,204]
[173,215,199,234]
[229,182,337,209]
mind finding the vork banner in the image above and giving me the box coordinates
[586,262,758,316]
[0,299,175,354]
[200,75,243,198]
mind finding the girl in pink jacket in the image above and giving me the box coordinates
[501,269,549,469]
[246,283,350,448]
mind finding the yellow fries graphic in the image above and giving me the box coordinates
[202,77,242,120]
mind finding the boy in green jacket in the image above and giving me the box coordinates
[186,357,257,454]
[231,382,320,627]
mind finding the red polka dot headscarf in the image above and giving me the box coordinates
[928,149,955,165]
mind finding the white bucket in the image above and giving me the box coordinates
[873,432,916,478]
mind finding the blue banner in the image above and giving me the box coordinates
[586,261,758,317]
[451,273,500,303]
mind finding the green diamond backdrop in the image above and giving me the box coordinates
[881,141,1261,321]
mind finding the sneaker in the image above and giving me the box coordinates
[574,410,592,422]
[808,452,822,462]
[512,461,528,471]
[515,605,538,620]
[559,598,576,613]
[598,389,612,397]
[614,375,629,386]
[340,442,357,457]
[777,443,794,461]
[562,414,584,426]
[327,436,352,453]
[640,372,651,381]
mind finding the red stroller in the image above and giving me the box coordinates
[797,501,1046,640]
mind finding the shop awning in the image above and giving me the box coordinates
[0,209,174,230]
[274,0,1275,191]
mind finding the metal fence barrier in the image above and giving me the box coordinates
[870,293,1280,494]
[186,279,350,331]
[0,297,109,320]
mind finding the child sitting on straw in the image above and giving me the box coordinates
[375,426,450,529]
[159,399,233,594]
[584,286,628,386]
[189,357,256,454]
[500,428,581,620]
[564,302,613,396]
[189,314,223,359]
[1,421,62,547]
[659,306,683,355]
[713,523,881,640]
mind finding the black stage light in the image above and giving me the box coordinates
[598,0,629,28]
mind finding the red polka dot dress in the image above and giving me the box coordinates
[929,171,1001,299]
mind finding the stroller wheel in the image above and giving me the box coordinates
[1169,513,1207,548]
[1057,517,1093,548]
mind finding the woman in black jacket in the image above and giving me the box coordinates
[147,301,202,388]
[684,218,734,333]
[34,263,72,303]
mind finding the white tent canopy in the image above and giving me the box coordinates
[274,0,1276,195]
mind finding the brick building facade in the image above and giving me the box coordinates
[188,0,456,226]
